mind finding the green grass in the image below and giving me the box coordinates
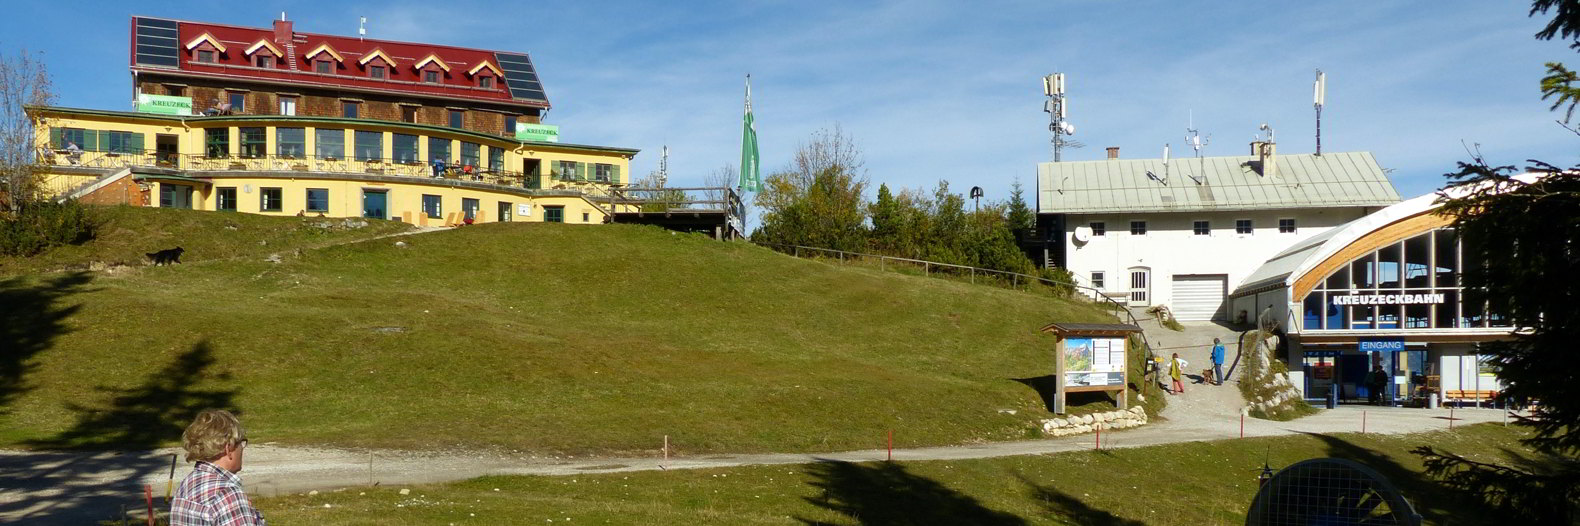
[1237,331,1317,421]
[1,209,1127,454]
[0,205,414,275]
[249,424,1543,525]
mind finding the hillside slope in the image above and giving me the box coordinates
[1,217,1121,454]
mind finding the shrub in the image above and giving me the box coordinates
[0,199,98,256]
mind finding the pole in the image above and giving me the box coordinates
[1094,422,1101,450]
[1449,407,1455,430]
[664,435,670,462]
[887,430,893,461]
[1240,413,1245,438]
[144,484,155,526]
[1362,410,1367,434]
[1315,105,1322,156]
[166,454,177,501]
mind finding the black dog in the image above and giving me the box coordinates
[146,247,184,266]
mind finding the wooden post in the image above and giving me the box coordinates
[1054,336,1067,414]
[887,430,893,461]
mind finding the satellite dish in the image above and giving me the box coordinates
[1072,226,1092,244]
[1061,122,1076,135]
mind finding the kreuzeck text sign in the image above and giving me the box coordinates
[1330,293,1446,306]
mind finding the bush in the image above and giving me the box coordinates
[0,200,98,256]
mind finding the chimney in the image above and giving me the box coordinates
[1252,140,1277,178]
[1106,146,1120,160]
[273,16,294,44]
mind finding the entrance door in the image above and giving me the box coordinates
[362,190,387,219]
[156,134,180,168]
[523,159,542,189]
[1128,267,1151,306]
[498,201,512,222]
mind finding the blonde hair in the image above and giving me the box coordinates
[182,409,245,463]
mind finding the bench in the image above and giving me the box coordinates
[1443,389,1498,407]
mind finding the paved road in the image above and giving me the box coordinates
[0,406,1513,523]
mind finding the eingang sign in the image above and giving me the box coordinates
[136,94,192,115]
[1330,293,1446,306]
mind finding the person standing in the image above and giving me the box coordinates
[1211,338,1226,386]
[1168,352,1185,395]
[1367,364,1389,406]
[170,409,266,526]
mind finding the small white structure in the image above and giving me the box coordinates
[1037,142,1400,321]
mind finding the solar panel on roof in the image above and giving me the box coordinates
[133,17,180,68]
[495,52,547,102]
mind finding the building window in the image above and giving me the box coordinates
[166,85,185,97]
[315,128,344,159]
[370,65,386,79]
[460,142,480,167]
[449,109,463,129]
[595,163,613,182]
[498,201,512,221]
[479,76,494,89]
[315,60,332,74]
[1279,218,1297,233]
[422,194,442,218]
[424,70,439,83]
[101,131,143,154]
[428,137,451,164]
[401,106,417,123]
[582,212,590,223]
[354,130,383,161]
[276,127,305,158]
[488,147,503,172]
[1091,271,1105,290]
[228,92,246,113]
[1236,219,1253,235]
[544,205,564,223]
[279,96,296,116]
[393,134,418,163]
[1090,222,1105,236]
[159,184,193,209]
[306,188,329,212]
[260,187,283,212]
[1193,220,1210,236]
[557,160,579,181]
[217,187,237,212]
[239,127,266,158]
[505,116,517,135]
[1130,220,1146,235]
[255,55,274,68]
[197,50,215,63]
[205,128,228,158]
[462,198,480,220]
[342,101,358,118]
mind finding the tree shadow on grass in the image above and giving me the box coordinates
[796,460,1026,525]
[1298,431,1505,524]
[0,271,94,413]
[1017,473,1144,526]
[2,340,240,524]
[27,339,239,449]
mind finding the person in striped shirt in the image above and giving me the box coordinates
[170,409,266,526]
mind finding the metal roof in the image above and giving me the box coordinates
[1037,151,1400,214]
[1039,322,1144,335]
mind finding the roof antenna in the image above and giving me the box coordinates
[1147,144,1170,186]
[359,16,367,41]
[1186,110,1211,184]
[1313,69,1326,156]
[657,145,669,187]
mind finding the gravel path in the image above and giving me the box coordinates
[0,405,1514,523]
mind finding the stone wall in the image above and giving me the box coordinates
[1039,406,1149,437]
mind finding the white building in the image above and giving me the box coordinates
[1036,143,1400,321]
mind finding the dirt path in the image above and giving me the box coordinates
[0,406,1514,523]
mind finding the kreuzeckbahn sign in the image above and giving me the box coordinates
[1330,293,1446,306]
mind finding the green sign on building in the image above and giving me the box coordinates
[137,94,193,116]
[516,123,560,143]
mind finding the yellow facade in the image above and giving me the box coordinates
[29,107,635,225]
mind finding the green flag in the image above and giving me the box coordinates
[740,75,761,192]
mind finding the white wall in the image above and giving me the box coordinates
[1065,208,1368,313]
[1437,343,1503,394]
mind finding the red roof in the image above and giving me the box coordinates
[130,16,548,110]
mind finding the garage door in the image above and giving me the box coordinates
[1171,275,1227,321]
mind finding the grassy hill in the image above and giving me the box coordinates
[1,208,1125,454]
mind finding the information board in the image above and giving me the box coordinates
[1063,337,1126,387]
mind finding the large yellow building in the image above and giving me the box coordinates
[28,15,638,226]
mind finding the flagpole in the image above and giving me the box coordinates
[739,73,760,193]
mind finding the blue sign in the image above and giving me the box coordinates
[1359,338,1405,352]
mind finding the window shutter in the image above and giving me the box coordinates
[49,127,62,148]
[610,164,621,184]
[83,130,99,151]
[129,133,144,153]
[575,162,586,181]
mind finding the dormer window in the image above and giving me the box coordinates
[424,70,439,83]
[357,48,397,81]
[244,39,283,69]
[184,33,226,64]
[254,55,274,68]
[315,60,332,74]
[467,61,503,90]
[303,43,345,75]
[414,54,451,85]
[197,50,215,63]
[479,76,494,89]
[371,66,386,79]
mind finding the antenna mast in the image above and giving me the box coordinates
[1186,112,1210,181]
[1043,73,1073,162]
[657,145,669,187]
[1313,69,1326,155]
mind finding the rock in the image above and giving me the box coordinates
[264,254,282,264]
[399,488,411,495]
[1052,418,1068,428]
[997,409,1018,415]
[394,241,408,248]
[308,490,319,496]
[258,240,268,246]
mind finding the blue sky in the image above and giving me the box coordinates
[3,1,1574,207]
